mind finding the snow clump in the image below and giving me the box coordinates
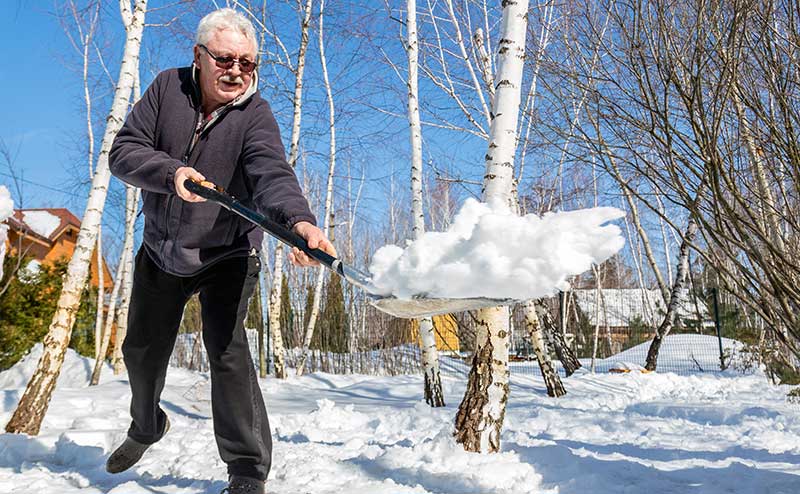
[0,185,14,281]
[369,198,625,300]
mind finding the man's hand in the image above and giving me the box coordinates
[175,167,207,202]
[289,221,337,267]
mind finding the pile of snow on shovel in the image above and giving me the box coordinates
[369,199,625,300]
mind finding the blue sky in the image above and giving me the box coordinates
[0,1,90,209]
[0,0,455,260]
[0,0,619,259]
[0,1,487,238]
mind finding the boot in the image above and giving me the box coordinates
[221,475,265,494]
[106,416,170,474]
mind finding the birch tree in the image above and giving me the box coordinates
[535,297,580,376]
[297,0,336,377]
[93,186,140,382]
[112,68,141,376]
[5,0,147,435]
[512,0,565,396]
[454,0,529,453]
[644,217,698,371]
[93,227,104,359]
[266,0,314,379]
[522,300,565,396]
[61,0,104,361]
[406,0,445,407]
[112,186,139,374]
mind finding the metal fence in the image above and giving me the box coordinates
[438,287,740,377]
[170,287,752,378]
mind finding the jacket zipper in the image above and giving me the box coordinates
[162,106,201,264]
[163,104,233,260]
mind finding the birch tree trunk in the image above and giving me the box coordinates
[644,217,698,371]
[267,0,314,379]
[112,68,141,376]
[90,233,125,385]
[535,298,581,376]
[407,0,445,407]
[258,238,271,377]
[5,0,147,435]
[268,254,287,378]
[513,195,564,394]
[523,300,565,396]
[94,224,104,360]
[611,160,670,304]
[454,0,528,453]
[257,268,268,378]
[297,0,335,377]
[80,3,103,359]
[91,186,139,384]
[113,186,139,374]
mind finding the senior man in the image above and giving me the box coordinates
[106,8,333,494]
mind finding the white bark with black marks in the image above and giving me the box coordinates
[454,306,510,452]
[113,186,139,375]
[454,0,529,454]
[535,299,581,376]
[523,300,565,397]
[645,218,698,371]
[297,0,336,377]
[408,0,445,407]
[267,0,314,379]
[5,0,147,435]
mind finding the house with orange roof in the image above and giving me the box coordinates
[3,208,113,290]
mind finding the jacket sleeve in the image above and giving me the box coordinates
[241,101,317,229]
[109,71,183,194]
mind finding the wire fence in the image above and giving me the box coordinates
[170,287,755,378]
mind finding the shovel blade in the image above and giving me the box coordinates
[370,296,516,319]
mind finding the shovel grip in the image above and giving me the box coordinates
[184,179,340,272]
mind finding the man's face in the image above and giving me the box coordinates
[193,28,256,112]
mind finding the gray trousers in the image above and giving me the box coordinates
[123,247,271,480]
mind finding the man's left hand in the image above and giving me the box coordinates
[289,221,337,267]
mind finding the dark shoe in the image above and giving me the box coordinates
[106,416,170,474]
[221,475,265,494]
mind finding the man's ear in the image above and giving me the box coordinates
[192,45,201,66]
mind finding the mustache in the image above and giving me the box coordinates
[219,75,244,85]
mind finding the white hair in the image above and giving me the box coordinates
[196,8,257,53]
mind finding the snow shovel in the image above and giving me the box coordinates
[185,180,515,318]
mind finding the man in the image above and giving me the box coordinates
[106,8,334,494]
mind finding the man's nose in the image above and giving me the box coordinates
[228,63,243,77]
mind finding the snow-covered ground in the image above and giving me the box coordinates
[1,343,799,493]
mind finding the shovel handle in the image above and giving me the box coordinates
[184,179,341,272]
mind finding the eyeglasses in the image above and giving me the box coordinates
[198,44,257,74]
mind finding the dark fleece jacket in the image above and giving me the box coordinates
[109,67,316,276]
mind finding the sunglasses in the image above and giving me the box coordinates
[198,44,257,74]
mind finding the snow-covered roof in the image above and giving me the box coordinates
[21,210,61,239]
[7,208,81,242]
[570,288,712,327]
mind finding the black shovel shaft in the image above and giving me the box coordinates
[185,180,341,272]
[184,181,519,318]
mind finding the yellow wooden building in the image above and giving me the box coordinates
[409,314,460,353]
